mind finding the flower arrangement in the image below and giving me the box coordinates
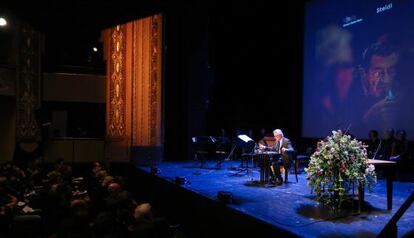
[305,130,376,211]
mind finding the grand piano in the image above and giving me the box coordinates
[191,136,232,168]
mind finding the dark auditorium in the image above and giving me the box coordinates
[0,0,414,237]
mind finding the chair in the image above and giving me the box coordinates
[269,151,297,184]
[295,147,313,174]
[282,150,297,183]
[215,150,227,168]
[192,136,211,168]
[194,150,209,168]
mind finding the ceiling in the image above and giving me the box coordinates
[1,0,307,73]
[1,0,168,73]
[2,0,167,31]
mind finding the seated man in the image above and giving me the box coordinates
[390,129,409,162]
[270,129,294,185]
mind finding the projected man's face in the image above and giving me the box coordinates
[366,53,398,98]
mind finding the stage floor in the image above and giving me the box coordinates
[138,160,414,238]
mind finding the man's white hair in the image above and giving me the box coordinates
[273,129,284,137]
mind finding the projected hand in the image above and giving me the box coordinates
[363,98,399,125]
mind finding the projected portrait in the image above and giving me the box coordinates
[358,42,401,133]
[303,0,414,139]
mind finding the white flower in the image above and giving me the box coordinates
[365,164,375,174]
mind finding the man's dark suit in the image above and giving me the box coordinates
[271,137,294,183]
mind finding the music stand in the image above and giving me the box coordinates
[229,135,255,177]
[237,135,253,143]
[214,136,231,168]
[226,135,255,160]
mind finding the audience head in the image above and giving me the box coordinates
[55,158,65,167]
[93,161,102,170]
[92,162,102,171]
[134,203,152,220]
[70,199,88,217]
[396,129,407,140]
[368,130,379,140]
[385,128,395,139]
[102,176,115,187]
[97,170,108,180]
[47,170,63,184]
[107,182,120,193]
[71,198,86,207]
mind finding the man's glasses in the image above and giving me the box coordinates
[369,67,396,79]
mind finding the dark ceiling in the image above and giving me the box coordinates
[1,0,168,73]
[1,0,307,74]
[3,0,167,31]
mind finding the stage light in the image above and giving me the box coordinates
[92,47,98,52]
[0,17,7,27]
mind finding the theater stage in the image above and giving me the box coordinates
[136,160,414,238]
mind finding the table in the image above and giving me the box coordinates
[358,159,396,212]
[245,151,280,184]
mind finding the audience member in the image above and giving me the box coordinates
[367,130,381,159]
[130,203,155,238]
[390,130,409,163]
[378,129,395,160]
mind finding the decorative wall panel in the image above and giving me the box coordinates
[107,25,127,138]
[16,24,41,142]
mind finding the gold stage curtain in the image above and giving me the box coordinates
[104,14,162,160]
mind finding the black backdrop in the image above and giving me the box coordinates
[163,0,306,160]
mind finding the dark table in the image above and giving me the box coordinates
[358,159,397,212]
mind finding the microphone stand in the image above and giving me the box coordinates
[226,144,237,161]
[344,123,352,134]
[372,140,382,160]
